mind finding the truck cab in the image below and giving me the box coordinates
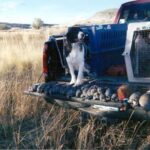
[114,0,150,24]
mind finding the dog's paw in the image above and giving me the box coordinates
[74,80,84,87]
[69,80,76,85]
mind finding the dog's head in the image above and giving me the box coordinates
[66,27,88,43]
[64,27,89,57]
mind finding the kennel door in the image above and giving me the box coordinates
[123,22,150,83]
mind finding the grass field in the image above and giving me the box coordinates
[0,27,150,149]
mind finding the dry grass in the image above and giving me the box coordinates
[0,26,66,74]
[0,27,150,149]
[0,31,42,75]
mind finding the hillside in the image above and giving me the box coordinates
[77,8,118,25]
[89,8,117,24]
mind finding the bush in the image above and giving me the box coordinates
[0,24,9,30]
[32,18,44,29]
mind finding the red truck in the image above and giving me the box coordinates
[25,0,150,120]
[115,0,150,23]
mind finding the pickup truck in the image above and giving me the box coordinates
[25,0,150,121]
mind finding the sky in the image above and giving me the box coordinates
[0,0,130,24]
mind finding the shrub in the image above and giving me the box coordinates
[0,24,9,30]
[32,18,44,29]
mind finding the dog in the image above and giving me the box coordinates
[65,31,89,86]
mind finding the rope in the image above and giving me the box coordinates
[37,72,43,83]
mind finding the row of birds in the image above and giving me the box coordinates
[30,81,150,111]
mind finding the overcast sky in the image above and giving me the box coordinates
[0,0,130,24]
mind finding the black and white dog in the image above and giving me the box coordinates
[65,31,89,86]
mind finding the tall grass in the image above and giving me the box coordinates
[0,28,150,149]
[0,31,42,75]
[0,26,67,75]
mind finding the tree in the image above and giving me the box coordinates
[32,18,44,29]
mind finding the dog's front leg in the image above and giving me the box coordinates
[74,63,84,86]
[66,58,76,85]
[69,64,76,85]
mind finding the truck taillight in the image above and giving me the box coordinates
[42,36,65,82]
